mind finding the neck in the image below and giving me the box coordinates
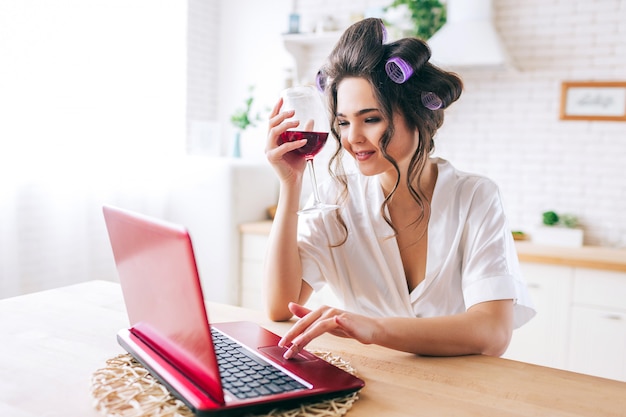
[380,158,437,205]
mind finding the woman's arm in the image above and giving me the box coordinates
[279,299,514,358]
[263,182,313,321]
[263,99,313,321]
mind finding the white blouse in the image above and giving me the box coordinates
[297,158,535,328]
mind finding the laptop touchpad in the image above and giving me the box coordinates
[258,345,317,363]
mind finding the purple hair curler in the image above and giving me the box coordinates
[385,57,413,84]
[381,21,388,44]
[421,92,443,110]
[315,69,327,92]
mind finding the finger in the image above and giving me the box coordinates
[267,111,298,145]
[278,305,340,351]
[332,314,356,339]
[269,123,301,145]
[266,113,299,156]
[283,317,340,359]
[303,118,314,131]
[289,302,312,318]
[334,314,376,344]
[278,304,325,348]
[266,140,308,166]
[268,110,297,132]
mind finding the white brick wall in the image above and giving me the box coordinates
[435,0,626,246]
[294,0,390,33]
[187,0,220,155]
[187,0,219,122]
[201,0,626,247]
[283,0,626,247]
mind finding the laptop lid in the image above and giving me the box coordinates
[103,205,224,404]
[102,205,364,415]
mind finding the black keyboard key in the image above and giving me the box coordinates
[266,383,284,394]
[210,328,306,399]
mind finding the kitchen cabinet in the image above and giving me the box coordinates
[567,268,626,381]
[239,222,339,311]
[239,221,626,381]
[240,232,268,310]
[568,306,626,381]
[503,263,626,381]
[503,263,572,370]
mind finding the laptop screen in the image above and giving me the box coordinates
[103,205,224,404]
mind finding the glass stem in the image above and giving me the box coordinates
[306,158,322,205]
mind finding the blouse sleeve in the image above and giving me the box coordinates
[295,209,334,292]
[460,178,536,328]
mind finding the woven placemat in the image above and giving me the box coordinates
[91,351,360,417]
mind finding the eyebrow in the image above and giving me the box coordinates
[336,108,380,117]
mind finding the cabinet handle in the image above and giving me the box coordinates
[527,283,541,289]
[604,314,623,321]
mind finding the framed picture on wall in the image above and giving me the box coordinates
[560,81,626,121]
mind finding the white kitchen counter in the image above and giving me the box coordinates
[240,221,626,273]
[239,220,626,381]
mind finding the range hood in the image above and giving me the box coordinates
[427,0,514,69]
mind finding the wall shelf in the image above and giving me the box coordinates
[282,31,341,84]
[282,31,341,45]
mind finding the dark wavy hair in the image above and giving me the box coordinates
[320,18,463,245]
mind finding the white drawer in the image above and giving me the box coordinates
[519,262,574,286]
[573,268,626,311]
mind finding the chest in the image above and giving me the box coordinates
[396,227,428,292]
[390,206,430,292]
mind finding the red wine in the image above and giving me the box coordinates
[279,130,328,159]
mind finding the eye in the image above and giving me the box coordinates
[365,117,382,123]
[337,119,349,127]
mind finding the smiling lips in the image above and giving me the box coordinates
[354,150,375,161]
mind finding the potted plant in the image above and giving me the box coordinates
[532,210,584,247]
[384,0,447,40]
[230,85,261,158]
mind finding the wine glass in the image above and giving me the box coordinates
[278,86,340,215]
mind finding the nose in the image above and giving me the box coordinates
[344,125,365,145]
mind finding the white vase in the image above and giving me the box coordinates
[531,225,584,247]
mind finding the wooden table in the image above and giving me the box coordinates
[1,280,624,417]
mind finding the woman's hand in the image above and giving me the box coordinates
[276,301,514,358]
[278,302,381,359]
[265,98,308,183]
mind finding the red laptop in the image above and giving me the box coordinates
[102,205,364,416]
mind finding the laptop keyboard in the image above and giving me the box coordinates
[211,328,307,400]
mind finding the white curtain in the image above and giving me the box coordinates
[0,1,187,298]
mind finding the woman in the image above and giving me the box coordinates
[264,18,535,359]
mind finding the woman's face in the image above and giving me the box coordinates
[336,77,418,178]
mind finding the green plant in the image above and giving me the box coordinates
[542,211,559,226]
[230,85,260,131]
[386,0,447,40]
[542,211,579,228]
[560,214,579,228]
